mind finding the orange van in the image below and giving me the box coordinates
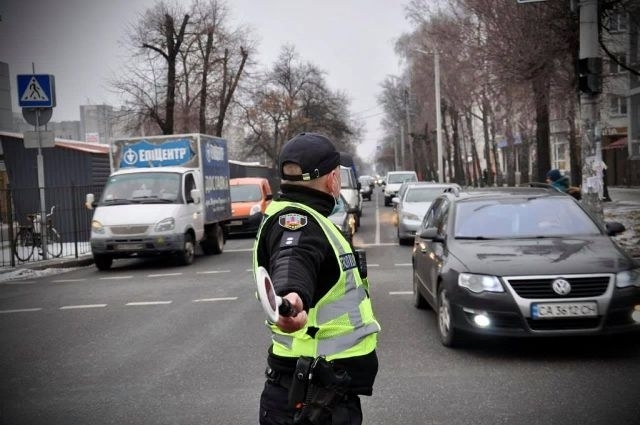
[228,177,273,235]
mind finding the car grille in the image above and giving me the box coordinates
[527,317,601,330]
[505,275,611,299]
[110,225,149,235]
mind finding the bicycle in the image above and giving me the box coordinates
[13,206,63,261]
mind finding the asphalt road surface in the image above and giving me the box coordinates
[1,188,639,425]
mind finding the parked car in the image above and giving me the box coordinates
[393,182,461,245]
[328,193,357,245]
[227,177,272,235]
[383,170,418,206]
[358,175,375,201]
[412,186,639,347]
[340,166,362,227]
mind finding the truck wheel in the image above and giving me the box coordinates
[94,255,113,271]
[201,224,224,255]
[178,233,195,266]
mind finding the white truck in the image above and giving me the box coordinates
[86,133,232,270]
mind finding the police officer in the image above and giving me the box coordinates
[254,132,380,425]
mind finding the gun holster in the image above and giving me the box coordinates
[289,356,352,425]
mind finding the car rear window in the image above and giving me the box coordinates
[454,197,601,238]
[387,173,417,184]
[231,184,262,202]
[405,187,446,203]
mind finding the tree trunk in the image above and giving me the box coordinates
[532,71,551,181]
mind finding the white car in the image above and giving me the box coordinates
[340,166,362,227]
[393,182,461,245]
[383,171,418,206]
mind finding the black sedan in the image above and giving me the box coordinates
[412,187,640,347]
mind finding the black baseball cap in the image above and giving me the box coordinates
[279,132,343,181]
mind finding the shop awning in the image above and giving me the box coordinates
[603,137,628,150]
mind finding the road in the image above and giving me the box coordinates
[1,188,639,425]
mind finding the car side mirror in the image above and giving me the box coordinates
[190,188,201,204]
[85,193,95,210]
[419,227,445,243]
[357,182,362,190]
[266,193,273,201]
[605,221,626,236]
[392,197,399,205]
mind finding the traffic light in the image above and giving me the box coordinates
[578,57,602,95]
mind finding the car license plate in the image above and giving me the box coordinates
[531,302,598,319]
[229,220,243,226]
[115,244,144,251]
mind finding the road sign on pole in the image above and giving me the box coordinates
[17,74,56,108]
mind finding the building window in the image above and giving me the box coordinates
[609,95,627,115]
[607,11,627,33]
[608,53,626,75]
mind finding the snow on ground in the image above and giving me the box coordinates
[0,266,83,283]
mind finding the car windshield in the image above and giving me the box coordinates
[454,197,601,238]
[388,173,417,184]
[100,172,181,204]
[405,187,445,203]
[231,184,262,202]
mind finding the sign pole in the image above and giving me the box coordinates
[31,63,48,260]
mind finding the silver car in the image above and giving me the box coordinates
[394,182,461,245]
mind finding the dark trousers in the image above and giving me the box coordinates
[259,380,363,425]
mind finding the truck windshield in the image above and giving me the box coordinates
[100,172,181,205]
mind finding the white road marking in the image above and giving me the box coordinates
[375,192,381,245]
[53,279,86,283]
[196,270,231,274]
[99,276,133,280]
[193,297,238,302]
[225,248,252,252]
[368,264,380,267]
[125,301,172,306]
[394,263,412,267]
[0,308,42,314]
[357,242,398,247]
[147,273,182,278]
[60,304,107,310]
[389,291,413,295]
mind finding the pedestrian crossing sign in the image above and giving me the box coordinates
[17,74,56,108]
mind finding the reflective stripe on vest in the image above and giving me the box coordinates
[253,200,380,360]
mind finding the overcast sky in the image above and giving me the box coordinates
[0,0,410,160]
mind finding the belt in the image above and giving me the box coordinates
[265,366,293,389]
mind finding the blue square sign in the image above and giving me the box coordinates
[17,74,56,108]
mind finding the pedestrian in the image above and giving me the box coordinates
[546,169,570,192]
[546,169,581,200]
[253,132,381,425]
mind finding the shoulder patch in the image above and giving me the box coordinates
[278,213,308,231]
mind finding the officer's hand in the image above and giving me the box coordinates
[276,293,307,333]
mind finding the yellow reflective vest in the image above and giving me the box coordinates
[254,200,380,361]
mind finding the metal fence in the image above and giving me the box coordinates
[0,184,104,268]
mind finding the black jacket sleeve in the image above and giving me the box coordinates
[259,210,336,311]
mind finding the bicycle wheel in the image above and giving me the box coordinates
[45,228,63,258]
[13,228,35,261]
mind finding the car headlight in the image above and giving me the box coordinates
[155,217,175,232]
[401,212,421,221]
[458,273,504,293]
[616,268,640,288]
[249,204,261,216]
[91,220,105,234]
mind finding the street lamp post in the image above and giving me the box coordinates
[415,48,443,183]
